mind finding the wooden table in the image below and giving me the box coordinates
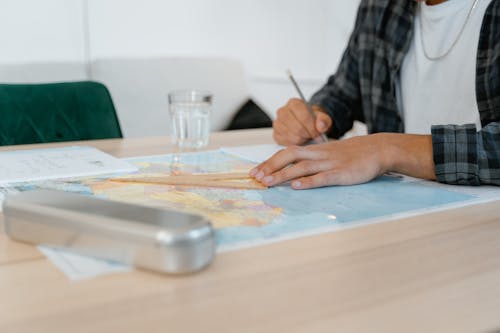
[1,128,499,333]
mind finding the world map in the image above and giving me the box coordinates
[2,150,476,250]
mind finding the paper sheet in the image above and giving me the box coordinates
[0,146,137,185]
[38,246,131,281]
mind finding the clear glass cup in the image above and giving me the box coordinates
[168,90,212,149]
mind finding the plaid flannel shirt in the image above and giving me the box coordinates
[311,0,500,185]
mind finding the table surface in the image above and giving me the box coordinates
[1,128,499,333]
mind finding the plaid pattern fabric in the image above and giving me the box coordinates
[311,0,500,185]
[432,123,500,185]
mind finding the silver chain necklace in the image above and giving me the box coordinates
[419,0,480,61]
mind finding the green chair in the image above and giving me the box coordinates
[0,81,122,146]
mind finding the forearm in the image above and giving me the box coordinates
[376,133,436,180]
[375,122,500,185]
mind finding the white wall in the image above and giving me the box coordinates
[0,0,86,64]
[87,0,361,116]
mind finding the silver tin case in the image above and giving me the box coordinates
[3,190,215,274]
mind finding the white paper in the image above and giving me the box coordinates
[38,245,132,281]
[220,144,284,163]
[0,146,137,185]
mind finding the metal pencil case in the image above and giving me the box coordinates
[3,190,215,274]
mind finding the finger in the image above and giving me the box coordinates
[261,159,334,187]
[272,131,286,146]
[314,111,333,134]
[276,106,312,140]
[287,99,320,139]
[273,132,305,147]
[273,119,308,146]
[291,166,376,189]
[291,171,343,190]
[253,146,322,180]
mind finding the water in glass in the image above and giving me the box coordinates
[170,101,210,149]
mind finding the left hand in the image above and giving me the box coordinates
[250,133,436,189]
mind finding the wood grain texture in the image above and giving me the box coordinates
[0,129,499,333]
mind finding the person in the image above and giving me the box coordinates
[250,0,499,189]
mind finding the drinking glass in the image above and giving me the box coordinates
[168,90,212,150]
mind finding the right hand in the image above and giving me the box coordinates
[273,98,333,146]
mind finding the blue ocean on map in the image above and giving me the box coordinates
[215,175,474,248]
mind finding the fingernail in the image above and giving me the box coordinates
[318,120,326,131]
[256,171,264,181]
[263,175,274,185]
[249,168,258,177]
[292,181,302,188]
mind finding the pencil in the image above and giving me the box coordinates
[286,70,328,143]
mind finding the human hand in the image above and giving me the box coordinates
[273,98,333,146]
[250,133,436,189]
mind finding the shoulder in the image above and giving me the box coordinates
[354,0,415,33]
[350,0,415,48]
[356,0,414,18]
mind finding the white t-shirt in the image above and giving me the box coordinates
[399,0,493,135]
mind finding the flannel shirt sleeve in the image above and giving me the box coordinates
[431,122,500,185]
[309,2,367,139]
